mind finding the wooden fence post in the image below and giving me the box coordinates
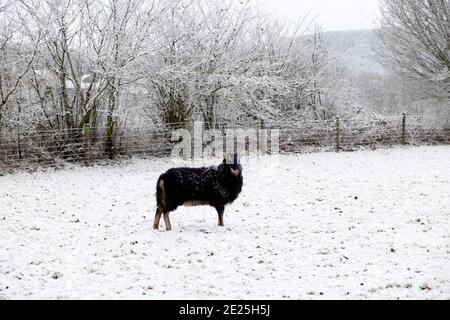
[336,117,341,152]
[401,113,407,145]
[259,118,268,155]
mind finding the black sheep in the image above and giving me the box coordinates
[153,154,243,231]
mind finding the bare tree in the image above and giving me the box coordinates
[146,0,256,129]
[145,0,327,129]
[82,0,160,158]
[0,1,41,136]
[376,0,450,100]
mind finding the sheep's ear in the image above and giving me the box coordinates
[230,166,241,176]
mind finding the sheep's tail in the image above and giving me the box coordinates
[156,175,166,209]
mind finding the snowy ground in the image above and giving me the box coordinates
[0,146,449,300]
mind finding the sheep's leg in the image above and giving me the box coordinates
[215,206,225,227]
[163,212,172,231]
[153,207,163,230]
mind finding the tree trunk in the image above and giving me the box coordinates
[105,84,118,159]
[204,94,216,130]
[0,108,3,162]
[17,103,22,160]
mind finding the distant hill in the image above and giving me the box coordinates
[323,29,385,75]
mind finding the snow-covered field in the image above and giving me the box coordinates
[0,146,449,300]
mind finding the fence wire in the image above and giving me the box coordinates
[1,115,449,173]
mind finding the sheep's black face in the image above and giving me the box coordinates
[223,154,242,177]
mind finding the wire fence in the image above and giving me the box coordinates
[1,114,449,173]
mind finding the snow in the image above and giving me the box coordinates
[0,146,449,300]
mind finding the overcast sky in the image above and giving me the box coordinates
[259,0,381,31]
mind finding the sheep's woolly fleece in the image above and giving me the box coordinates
[0,146,449,299]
